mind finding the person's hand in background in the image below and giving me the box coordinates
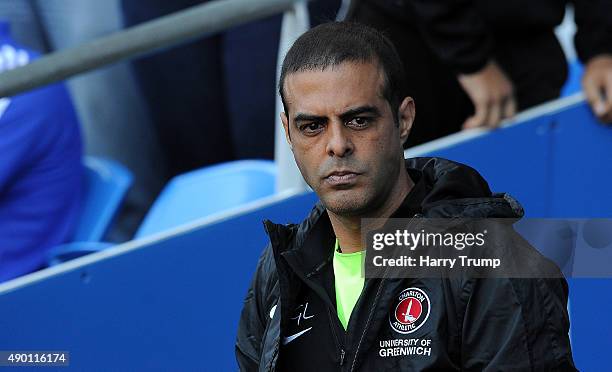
[582,54,612,123]
[458,61,516,129]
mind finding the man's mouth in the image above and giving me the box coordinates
[324,171,361,186]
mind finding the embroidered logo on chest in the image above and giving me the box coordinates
[389,287,430,334]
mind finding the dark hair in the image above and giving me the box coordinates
[279,21,406,124]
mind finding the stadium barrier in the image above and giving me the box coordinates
[0,0,306,98]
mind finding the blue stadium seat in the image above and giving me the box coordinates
[48,159,276,265]
[47,157,132,265]
[73,157,133,241]
[136,160,276,238]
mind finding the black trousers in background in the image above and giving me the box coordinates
[121,0,342,179]
[121,0,282,178]
[347,1,568,148]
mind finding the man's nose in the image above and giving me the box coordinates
[326,122,354,157]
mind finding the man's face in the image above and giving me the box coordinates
[281,61,413,217]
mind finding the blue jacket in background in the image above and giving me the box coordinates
[0,21,83,282]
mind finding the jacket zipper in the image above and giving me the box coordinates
[327,308,346,367]
[348,214,423,372]
[349,278,385,372]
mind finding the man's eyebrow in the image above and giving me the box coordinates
[293,113,327,123]
[292,106,381,124]
[339,106,381,122]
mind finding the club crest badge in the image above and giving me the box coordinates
[389,287,430,334]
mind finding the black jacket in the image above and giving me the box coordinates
[357,0,612,74]
[236,157,576,371]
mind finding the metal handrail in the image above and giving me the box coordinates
[0,0,303,97]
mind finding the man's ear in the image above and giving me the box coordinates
[398,96,415,146]
[281,112,293,150]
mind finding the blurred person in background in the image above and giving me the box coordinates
[121,0,342,178]
[0,0,165,240]
[346,0,612,147]
[0,21,82,282]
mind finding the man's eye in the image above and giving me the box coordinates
[347,117,370,128]
[300,122,323,134]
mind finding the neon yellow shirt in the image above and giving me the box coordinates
[333,239,365,330]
